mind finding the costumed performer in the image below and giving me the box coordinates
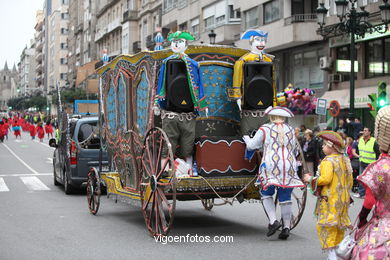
[36,122,45,142]
[243,106,305,240]
[303,131,353,260]
[154,31,207,173]
[231,29,274,135]
[351,105,390,260]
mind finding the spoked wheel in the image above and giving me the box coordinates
[87,167,101,215]
[277,186,307,230]
[201,198,214,210]
[261,186,307,231]
[140,127,176,237]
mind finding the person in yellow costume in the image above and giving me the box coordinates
[303,131,353,260]
[231,29,274,135]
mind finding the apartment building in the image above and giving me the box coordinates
[44,0,70,93]
[68,0,99,88]
[20,44,37,96]
[95,0,124,58]
[34,10,45,92]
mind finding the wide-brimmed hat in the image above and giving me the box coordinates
[241,29,268,40]
[264,106,294,118]
[317,130,344,153]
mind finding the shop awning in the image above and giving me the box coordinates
[320,86,377,109]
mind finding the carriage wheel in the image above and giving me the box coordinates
[201,198,214,210]
[140,127,176,237]
[260,186,307,231]
[87,167,101,215]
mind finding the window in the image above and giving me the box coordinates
[163,0,176,11]
[61,28,68,34]
[191,18,199,37]
[244,7,258,29]
[61,13,69,19]
[264,0,280,24]
[366,37,390,78]
[62,0,69,4]
[228,5,241,20]
[292,49,324,89]
[60,73,67,80]
[60,58,67,65]
[336,45,357,81]
[127,0,135,10]
[204,16,214,30]
[179,22,187,31]
[216,15,225,25]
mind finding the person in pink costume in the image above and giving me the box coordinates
[351,105,390,260]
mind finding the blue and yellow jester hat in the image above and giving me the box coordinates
[241,29,268,40]
[167,31,195,42]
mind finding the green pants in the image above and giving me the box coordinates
[162,115,195,158]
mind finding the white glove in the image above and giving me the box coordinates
[243,135,250,144]
[236,99,242,111]
[205,108,209,118]
[153,105,161,116]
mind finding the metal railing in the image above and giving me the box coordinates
[284,13,317,25]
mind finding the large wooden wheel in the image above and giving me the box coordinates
[87,167,101,215]
[140,127,176,236]
[260,186,307,231]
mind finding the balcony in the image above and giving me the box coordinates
[199,23,241,45]
[107,18,121,34]
[122,10,138,23]
[36,63,43,73]
[251,14,322,52]
[284,13,317,26]
[35,52,43,62]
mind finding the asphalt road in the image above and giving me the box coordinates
[0,132,364,260]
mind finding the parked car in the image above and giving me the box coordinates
[50,115,108,194]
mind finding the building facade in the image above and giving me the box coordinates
[34,10,45,93]
[320,0,390,128]
[44,0,70,93]
[20,44,38,96]
[68,0,99,88]
[95,0,124,58]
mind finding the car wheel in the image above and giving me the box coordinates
[64,168,74,195]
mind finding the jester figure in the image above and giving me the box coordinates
[243,106,305,240]
[154,31,208,173]
[231,29,274,136]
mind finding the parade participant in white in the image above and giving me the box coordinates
[243,106,305,239]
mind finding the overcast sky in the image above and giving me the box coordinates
[0,0,44,70]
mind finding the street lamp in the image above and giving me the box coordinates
[208,30,216,44]
[316,0,390,119]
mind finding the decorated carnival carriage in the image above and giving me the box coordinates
[86,45,307,237]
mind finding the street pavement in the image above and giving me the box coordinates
[0,132,364,260]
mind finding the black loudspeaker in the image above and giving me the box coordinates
[243,61,274,110]
[165,59,194,113]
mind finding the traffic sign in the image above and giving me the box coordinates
[329,100,340,117]
[316,98,327,115]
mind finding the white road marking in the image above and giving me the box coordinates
[0,173,52,177]
[20,176,50,191]
[0,177,10,192]
[1,143,39,174]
